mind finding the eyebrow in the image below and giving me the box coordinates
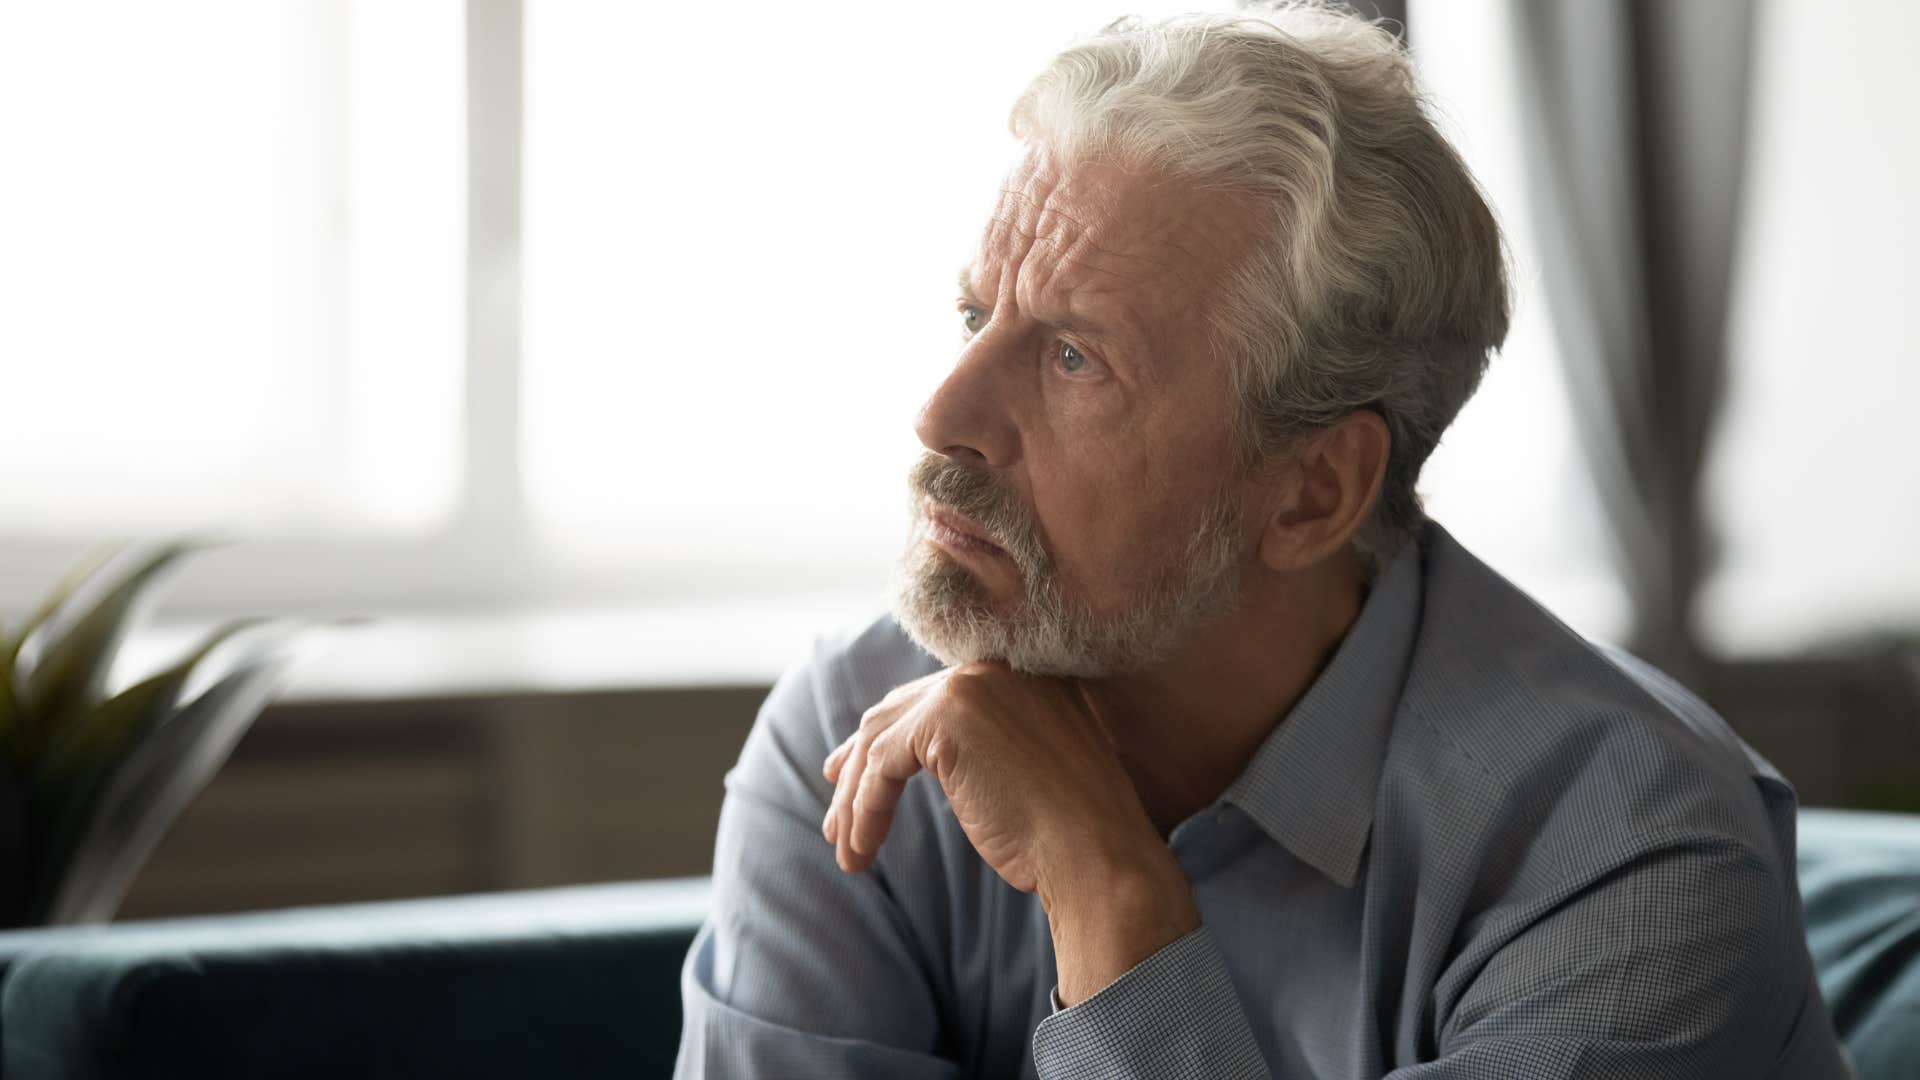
[954,263,1124,341]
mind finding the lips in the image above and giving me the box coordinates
[925,503,1007,558]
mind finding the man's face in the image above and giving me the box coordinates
[894,146,1262,677]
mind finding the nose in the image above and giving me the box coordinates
[914,339,1018,469]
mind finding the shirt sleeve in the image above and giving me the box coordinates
[1387,834,1849,1080]
[673,658,963,1080]
[1030,925,1271,1080]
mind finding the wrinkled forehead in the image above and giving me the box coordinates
[970,145,1254,323]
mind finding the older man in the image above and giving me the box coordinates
[675,7,1846,1078]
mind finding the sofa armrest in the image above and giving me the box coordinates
[0,879,709,1080]
[1797,809,1920,1079]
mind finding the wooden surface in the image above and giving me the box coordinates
[118,685,767,920]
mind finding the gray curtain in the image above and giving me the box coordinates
[1349,0,1409,41]
[1255,1,1408,41]
[1508,0,1760,681]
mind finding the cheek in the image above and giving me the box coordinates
[1028,438,1184,593]
[1022,372,1233,592]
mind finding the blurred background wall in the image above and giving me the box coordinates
[1,0,1914,916]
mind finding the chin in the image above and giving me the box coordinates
[890,564,1109,679]
[892,520,1244,679]
[892,546,1006,664]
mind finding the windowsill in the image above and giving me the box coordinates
[117,594,891,706]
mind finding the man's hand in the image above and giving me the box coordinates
[821,661,1200,1005]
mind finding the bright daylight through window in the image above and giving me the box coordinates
[522,0,1620,635]
[4,0,1622,647]
[0,1,464,539]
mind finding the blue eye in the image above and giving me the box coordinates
[1058,342,1087,373]
[960,306,985,336]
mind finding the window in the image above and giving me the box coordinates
[6,0,1627,645]
[1699,0,1920,654]
[0,0,464,540]
[522,0,1625,635]
[520,1,1201,589]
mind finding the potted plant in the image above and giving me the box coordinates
[0,544,303,927]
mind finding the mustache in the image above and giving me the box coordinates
[908,453,1051,576]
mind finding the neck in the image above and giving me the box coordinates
[1078,560,1366,836]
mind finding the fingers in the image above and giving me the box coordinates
[821,675,945,873]
[829,735,872,871]
[821,672,936,783]
[823,737,853,782]
[825,701,889,866]
[849,727,918,858]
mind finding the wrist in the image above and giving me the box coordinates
[1041,836,1199,1006]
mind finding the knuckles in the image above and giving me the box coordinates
[941,667,997,709]
[846,662,1037,791]
[920,730,954,777]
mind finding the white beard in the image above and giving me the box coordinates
[891,458,1246,678]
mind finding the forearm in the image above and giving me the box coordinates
[1030,834,1270,1078]
[1040,839,1200,1006]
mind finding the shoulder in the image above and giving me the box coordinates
[1384,529,1820,1056]
[739,612,943,785]
[1386,525,1794,879]
[804,612,947,738]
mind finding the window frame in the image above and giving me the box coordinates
[0,0,536,619]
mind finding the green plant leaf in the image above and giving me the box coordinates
[6,543,123,764]
[36,650,296,925]
[0,621,17,765]
[7,542,126,669]
[33,618,269,800]
[18,542,196,744]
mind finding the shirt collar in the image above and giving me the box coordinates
[1221,526,1427,887]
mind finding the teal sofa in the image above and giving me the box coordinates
[0,880,709,1079]
[1798,811,1920,1078]
[1,812,1915,1079]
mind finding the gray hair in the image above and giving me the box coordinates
[1009,3,1511,570]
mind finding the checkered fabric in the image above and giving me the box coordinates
[674,522,1850,1078]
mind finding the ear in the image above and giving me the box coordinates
[1256,410,1391,573]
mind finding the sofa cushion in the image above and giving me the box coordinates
[4,810,1919,1079]
[1798,809,1920,1080]
[0,879,707,1080]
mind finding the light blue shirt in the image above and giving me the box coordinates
[674,522,1848,1077]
